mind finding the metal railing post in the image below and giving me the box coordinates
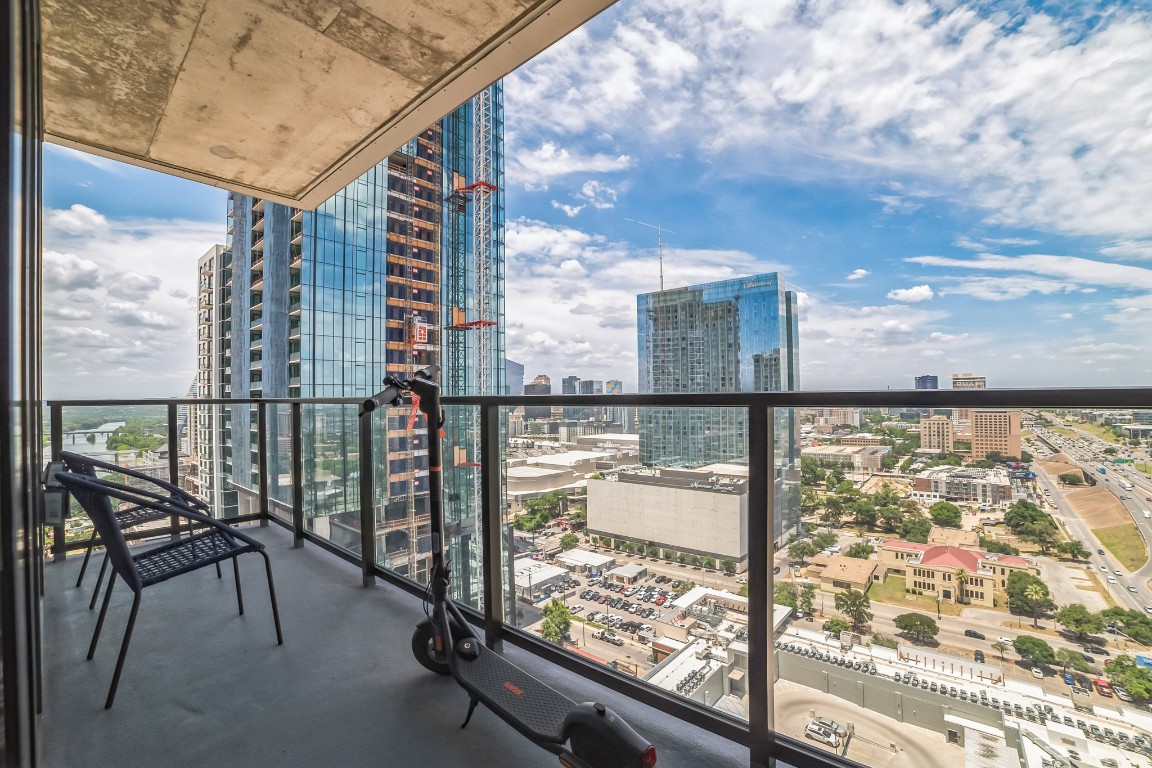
[357,409,376,587]
[479,403,504,650]
[748,403,775,768]
[291,402,304,547]
[257,402,269,524]
[50,404,65,561]
[167,402,181,539]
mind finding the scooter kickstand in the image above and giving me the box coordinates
[461,696,480,729]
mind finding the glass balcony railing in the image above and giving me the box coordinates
[44,388,1152,768]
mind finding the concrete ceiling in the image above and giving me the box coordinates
[41,0,615,208]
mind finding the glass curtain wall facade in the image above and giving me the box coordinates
[637,273,800,542]
[211,85,505,595]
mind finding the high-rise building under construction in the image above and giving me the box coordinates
[193,85,504,597]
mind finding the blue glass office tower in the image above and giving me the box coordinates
[209,85,504,592]
[637,273,800,542]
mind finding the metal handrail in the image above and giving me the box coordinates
[46,387,1152,768]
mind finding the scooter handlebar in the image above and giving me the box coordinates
[359,365,440,417]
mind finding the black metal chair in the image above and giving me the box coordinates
[55,471,283,709]
[58,451,215,608]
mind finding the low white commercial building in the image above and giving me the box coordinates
[512,558,569,601]
[554,548,616,575]
[587,469,749,573]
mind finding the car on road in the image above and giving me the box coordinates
[1099,549,1107,555]
[998,636,1014,645]
[1113,684,1134,702]
[1085,645,1109,655]
[773,566,781,574]
[1063,672,1076,685]
[1129,585,1138,593]
[1031,667,1045,679]
[1108,576,1118,584]
[814,717,846,738]
[1100,565,1109,572]
[1144,605,1152,614]
[1115,568,1124,575]
[805,723,840,748]
[974,650,985,663]
[964,629,986,639]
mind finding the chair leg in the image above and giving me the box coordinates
[232,557,244,615]
[75,530,99,588]
[104,592,141,709]
[89,553,110,610]
[261,551,284,646]
[88,571,117,660]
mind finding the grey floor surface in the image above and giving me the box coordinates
[42,524,749,768]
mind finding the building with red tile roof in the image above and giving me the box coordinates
[877,539,1039,608]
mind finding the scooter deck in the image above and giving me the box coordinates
[454,639,575,744]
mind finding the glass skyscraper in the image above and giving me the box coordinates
[637,272,800,541]
[197,85,504,593]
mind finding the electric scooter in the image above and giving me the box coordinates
[362,367,657,768]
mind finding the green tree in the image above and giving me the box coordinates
[559,533,579,551]
[823,617,851,635]
[1058,472,1084,486]
[1006,571,1055,623]
[991,641,1011,662]
[797,584,817,617]
[899,515,932,543]
[800,487,822,518]
[871,633,898,649]
[954,569,970,605]
[1106,655,1152,700]
[1056,648,1093,673]
[1013,635,1056,664]
[834,589,872,632]
[812,531,839,551]
[1058,540,1091,561]
[929,501,963,528]
[540,599,572,644]
[1020,522,1059,555]
[1055,603,1104,641]
[774,581,799,608]
[850,500,877,530]
[821,495,847,528]
[567,509,587,530]
[871,485,902,509]
[844,542,874,559]
[893,612,939,643]
[801,456,827,486]
[877,506,903,533]
[721,559,736,576]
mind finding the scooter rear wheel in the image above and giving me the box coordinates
[411,619,452,675]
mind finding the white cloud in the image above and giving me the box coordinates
[42,207,222,398]
[104,302,181,329]
[504,217,787,389]
[908,253,1152,292]
[576,180,618,209]
[47,204,109,236]
[551,201,586,217]
[1100,240,1152,260]
[43,306,93,321]
[43,250,101,292]
[846,268,870,280]
[1059,313,1074,320]
[507,0,1152,239]
[507,141,632,188]
[887,285,934,302]
[873,195,923,215]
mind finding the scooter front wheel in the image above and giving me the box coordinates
[411,619,452,675]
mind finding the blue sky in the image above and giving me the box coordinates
[43,0,1152,398]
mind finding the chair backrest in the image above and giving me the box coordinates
[59,451,100,477]
[55,473,144,593]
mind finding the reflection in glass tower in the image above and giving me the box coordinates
[202,85,504,604]
[637,273,800,543]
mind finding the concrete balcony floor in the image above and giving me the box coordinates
[43,524,747,768]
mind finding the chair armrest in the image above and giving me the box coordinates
[54,472,263,549]
[57,451,211,512]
